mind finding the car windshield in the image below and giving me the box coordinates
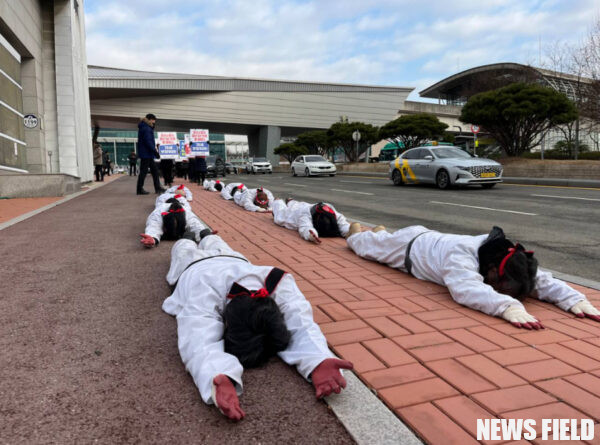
[253,157,268,162]
[305,156,327,162]
[206,156,216,163]
[432,147,472,159]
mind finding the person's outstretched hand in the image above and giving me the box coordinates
[212,374,245,421]
[139,234,156,248]
[311,358,353,398]
[571,300,600,322]
[308,229,321,244]
[502,305,544,330]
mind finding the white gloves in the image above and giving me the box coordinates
[502,305,544,329]
[570,300,600,321]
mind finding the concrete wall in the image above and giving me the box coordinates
[90,90,410,130]
[0,0,92,181]
[0,172,80,197]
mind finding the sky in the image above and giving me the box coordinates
[84,0,599,100]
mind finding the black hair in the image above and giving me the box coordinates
[162,201,187,241]
[215,183,223,192]
[231,186,242,198]
[146,113,157,120]
[223,296,291,368]
[479,227,538,300]
[311,203,341,238]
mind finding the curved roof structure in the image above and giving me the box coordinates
[419,62,592,103]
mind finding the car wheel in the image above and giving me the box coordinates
[269,171,272,174]
[392,169,404,186]
[252,169,256,175]
[292,168,297,176]
[436,169,451,190]
[329,174,335,177]
[305,168,310,177]
[481,183,496,189]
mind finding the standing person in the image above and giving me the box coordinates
[196,156,207,185]
[136,113,165,195]
[128,150,138,176]
[160,157,174,187]
[92,125,104,182]
[103,151,111,177]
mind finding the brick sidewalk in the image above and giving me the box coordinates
[188,182,600,445]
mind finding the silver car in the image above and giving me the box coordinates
[389,146,503,189]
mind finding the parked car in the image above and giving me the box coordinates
[291,155,336,177]
[246,157,272,174]
[206,156,227,177]
[225,162,238,174]
[389,146,502,189]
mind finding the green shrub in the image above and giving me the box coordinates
[520,149,600,160]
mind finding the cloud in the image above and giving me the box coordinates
[84,0,600,95]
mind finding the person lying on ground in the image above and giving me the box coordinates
[163,184,193,201]
[140,198,207,248]
[272,199,350,244]
[233,187,275,213]
[163,231,353,421]
[346,224,600,330]
[221,182,247,201]
[155,190,193,207]
[203,179,224,192]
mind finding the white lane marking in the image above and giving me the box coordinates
[283,183,307,187]
[531,194,600,202]
[339,180,374,184]
[331,188,374,196]
[430,201,538,216]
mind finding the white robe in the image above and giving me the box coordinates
[272,199,350,241]
[162,235,333,404]
[233,188,275,212]
[203,179,225,192]
[155,190,192,207]
[166,185,193,201]
[221,183,247,200]
[347,226,587,317]
[144,201,207,242]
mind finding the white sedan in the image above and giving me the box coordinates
[291,155,336,177]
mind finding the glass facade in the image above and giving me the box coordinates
[96,129,229,163]
[0,37,25,169]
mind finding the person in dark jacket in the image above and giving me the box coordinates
[128,150,138,176]
[136,113,165,195]
[103,151,111,176]
[195,156,207,185]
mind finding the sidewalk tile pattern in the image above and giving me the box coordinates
[187,183,600,445]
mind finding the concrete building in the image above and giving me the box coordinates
[0,0,93,196]
[418,62,600,152]
[88,66,413,166]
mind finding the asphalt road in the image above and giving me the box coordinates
[232,172,600,281]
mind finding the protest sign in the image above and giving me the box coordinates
[189,129,210,156]
[157,132,179,159]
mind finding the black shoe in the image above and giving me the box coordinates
[137,189,149,195]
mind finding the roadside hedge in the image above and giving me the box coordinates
[520,150,600,160]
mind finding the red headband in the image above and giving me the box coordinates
[228,287,269,299]
[174,194,183,199]
[237,184,244,189]
[216,180,220,184]
[161,208,185,215]
[498,244,534,277]
[317,204,335,215]
[177,185,185,190]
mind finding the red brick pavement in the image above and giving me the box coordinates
[188,182,600,445]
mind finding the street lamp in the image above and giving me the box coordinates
[352,130,361,163]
